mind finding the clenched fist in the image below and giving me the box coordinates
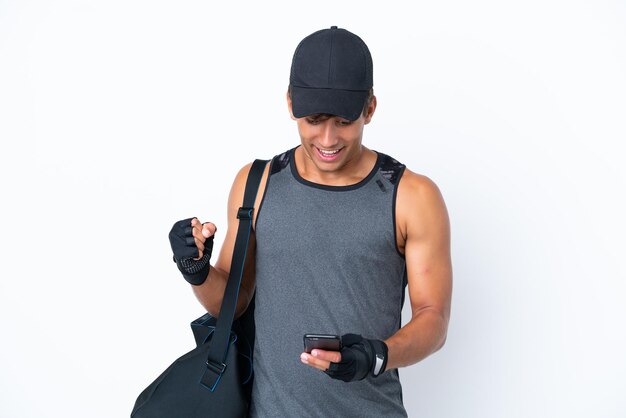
[168,217,217,285]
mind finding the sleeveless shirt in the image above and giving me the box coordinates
[249,146,409,418]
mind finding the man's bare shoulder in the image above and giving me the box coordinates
[396,168,449,241]
[229,160,271,195]
[397,168,442,198]
[227,161,271,231]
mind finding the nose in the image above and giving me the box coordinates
[318,121,340,148]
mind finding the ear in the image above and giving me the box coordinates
[363,95,377,125]
[287,91,297,121]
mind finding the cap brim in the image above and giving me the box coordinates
[290,86,369,122]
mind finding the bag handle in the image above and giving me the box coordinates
[201,158,268,390]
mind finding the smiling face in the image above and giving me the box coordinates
[287,91,377,178]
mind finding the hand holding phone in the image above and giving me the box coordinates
[303,334,342,353]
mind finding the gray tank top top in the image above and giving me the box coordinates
[250,146,409,418]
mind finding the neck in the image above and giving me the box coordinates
[295,145,377,187]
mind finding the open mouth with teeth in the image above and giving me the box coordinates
[315,146,343,161]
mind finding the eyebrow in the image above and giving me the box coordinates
[307,113,333,120]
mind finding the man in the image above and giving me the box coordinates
[169,26,452,417]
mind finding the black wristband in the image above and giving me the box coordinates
[324,333,389,382]
[367,339,388,377]
[173,251,211,286]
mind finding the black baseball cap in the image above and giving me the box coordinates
[289,26,373,122]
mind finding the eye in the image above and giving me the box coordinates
[306,118,320,125]
[337,120,352,126]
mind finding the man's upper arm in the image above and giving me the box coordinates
[212,162,258,316]
[397,169,452,324]
[213,163,252,275]
[214,159,269,314]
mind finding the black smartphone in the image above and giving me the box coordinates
[303,334,342,353]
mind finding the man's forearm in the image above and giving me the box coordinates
[190,265,251,319]
[190,265,227,316]
[384,307,448,370]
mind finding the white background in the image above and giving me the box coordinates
[1,1,625,417]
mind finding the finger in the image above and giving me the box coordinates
[181,219,196,240]
[191,225,204,241]
[202,222,217,237]
[193,249,204,261]
[305,361,328,372]
[174,218,196,239]
[190,217,201,231]
[311,349,342,363]
[190,218,204,259]
[300,353,330,371]
[191,219,203,236]
[194,237,205,253]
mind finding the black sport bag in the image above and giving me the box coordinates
[131,159,268,418]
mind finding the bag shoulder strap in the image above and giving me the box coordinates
[202,158,268,390]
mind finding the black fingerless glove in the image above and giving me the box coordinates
[324,333,389,382]
[168,217,214,286]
